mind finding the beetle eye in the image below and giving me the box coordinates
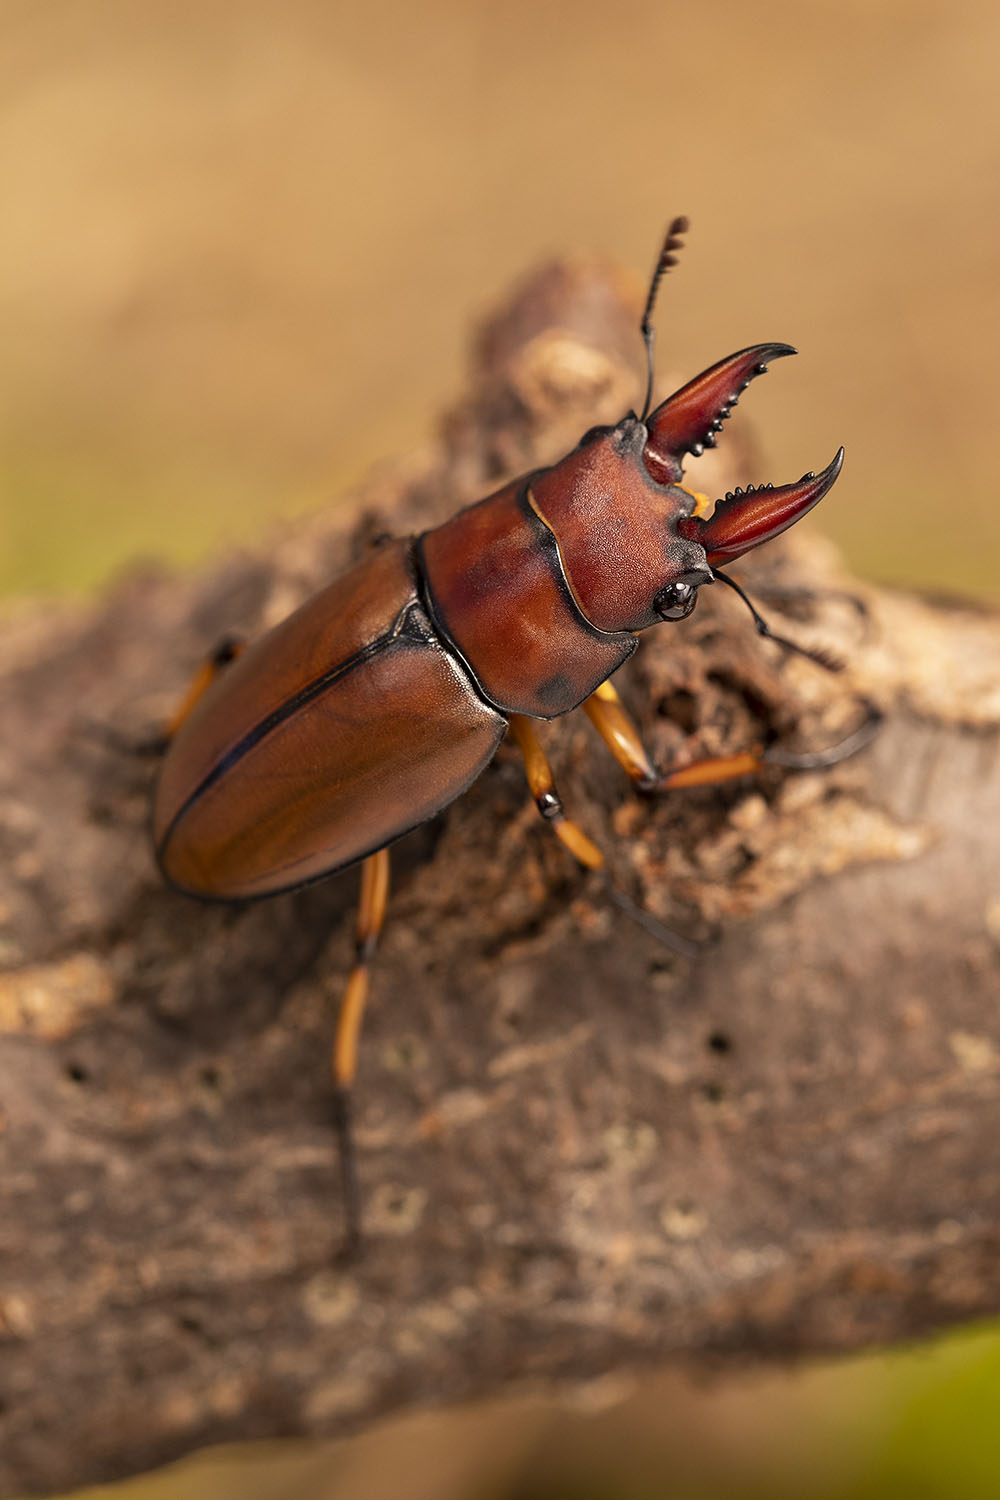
[654,580,698,621]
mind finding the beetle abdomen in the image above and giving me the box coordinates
[154,539,506,900]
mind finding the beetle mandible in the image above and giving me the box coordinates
[153,219,867,1252]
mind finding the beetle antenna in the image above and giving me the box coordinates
[639,215,689,422]
[712,569,845,673]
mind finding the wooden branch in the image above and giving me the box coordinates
[1,258,999,1499]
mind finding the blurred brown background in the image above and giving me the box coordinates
[2,3,998,1498]
[2,0,997,603]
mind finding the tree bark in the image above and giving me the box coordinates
[1,259,999,1499]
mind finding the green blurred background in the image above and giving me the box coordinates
[3,0,998,1495]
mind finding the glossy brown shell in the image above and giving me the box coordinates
[419,475,637,718]
[153,539,506,900]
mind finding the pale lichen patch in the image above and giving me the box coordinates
[0,952,114,1038]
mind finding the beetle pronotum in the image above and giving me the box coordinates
[153,220,874,1253]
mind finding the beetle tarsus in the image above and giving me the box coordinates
[763,700,884,771]
[332,1085,363,1262]
[601,876,704,959]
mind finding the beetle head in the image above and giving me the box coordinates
[529,343,843,636]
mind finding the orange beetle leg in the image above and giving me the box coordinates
[583,678,879,787]
[508,711,701,958]
[507,714,604,871]
[162,637,244,743]
[583,679,764,792]
[332,846,391,1259]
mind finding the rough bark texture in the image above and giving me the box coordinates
[1,260,999,1499]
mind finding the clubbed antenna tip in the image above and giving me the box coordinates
[639,215,689,420]
[641,215,690,339]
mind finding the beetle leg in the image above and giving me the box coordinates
[332,846,391,1258]
[508,713,700,956]
[583,680,663,789]
[161,637,244,744]
[583,679,880,788]
[507,714,604,871]
[83,636,246,761]
[583,681,761,791]
[762,704,883,769]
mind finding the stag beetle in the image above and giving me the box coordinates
[153,219,870,1251]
